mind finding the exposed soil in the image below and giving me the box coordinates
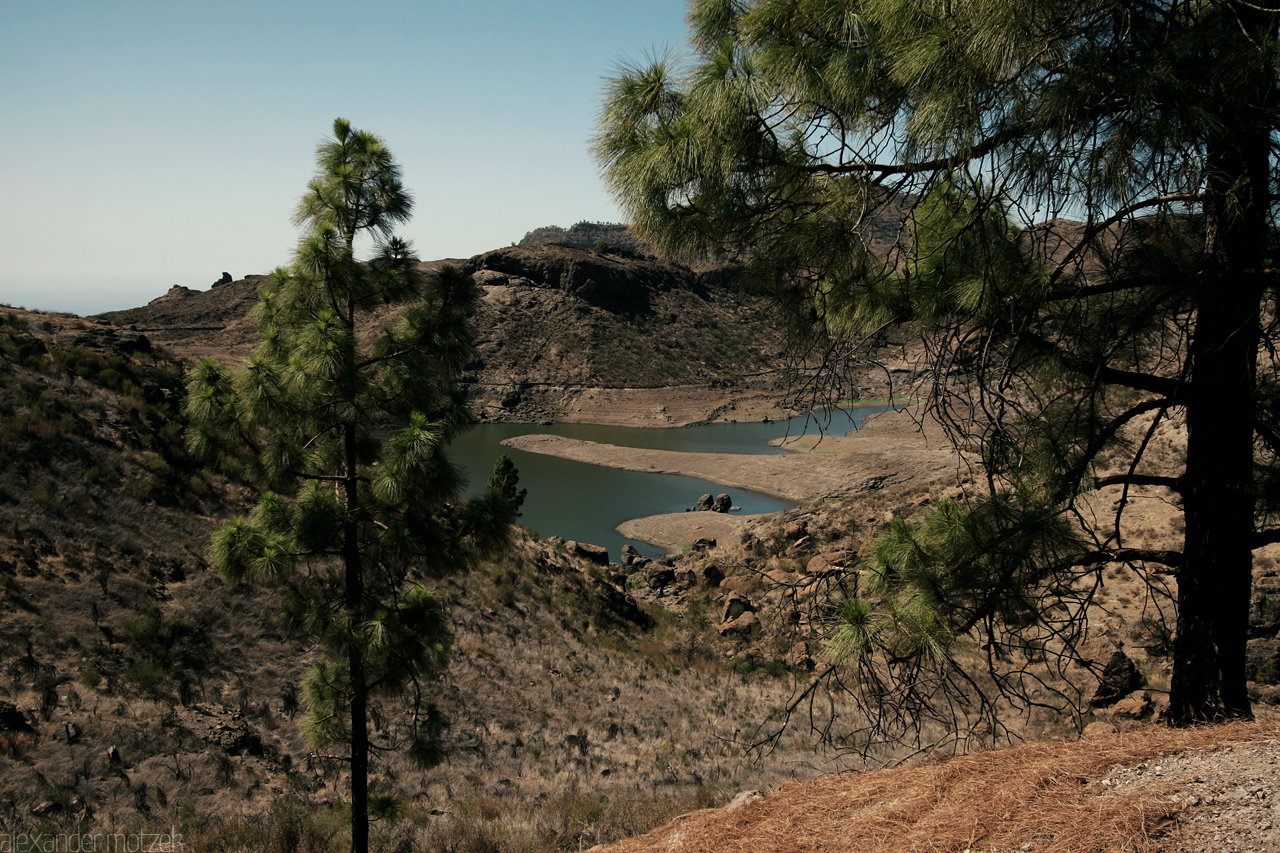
[504,408,958,554]
[591,720,1280,853]
[503,421,955,504]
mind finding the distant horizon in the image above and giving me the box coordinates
[0,0,692,316]
[0,218,623,317]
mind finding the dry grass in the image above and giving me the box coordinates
[595,720,1280,853]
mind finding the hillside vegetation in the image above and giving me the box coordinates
[0,307,893,850]
[4,222,1279,850]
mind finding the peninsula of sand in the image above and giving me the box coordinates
[502,409,959,555]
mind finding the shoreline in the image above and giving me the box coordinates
[502,414,956,555]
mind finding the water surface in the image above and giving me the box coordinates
[450,405,893,559]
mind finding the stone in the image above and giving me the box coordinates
[700,564,725,588]
[212,272,233,287]
[713,494,732,513]
[691,537,717,552]
[695,494,715,511]
[1245,637,1280,684]
[572,541,609,565]
[784,520,808,540]
[785,641,815,671]
[646,566,677,589]
[718,611,760,637]
[1109,690,1153,719]
[620,544,641,566]
[1082,721,1117,739]
[721,590,754,623]
[1089,651,1141,706]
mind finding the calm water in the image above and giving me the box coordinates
[449,406,893,559]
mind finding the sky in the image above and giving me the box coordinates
[0,1,692,315]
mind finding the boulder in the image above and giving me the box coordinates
[714,494,732,513]
[1108,690,1153,719]
[1251,575,1280,634]
[721,590,754,623]
[784,520,808,540]
[620,544,641,566]
[31,801,62,817]
[0,702,33,734]
[785,641,816,671]
[695,494,715,511]
[700,564,725,588]
[1081,721,1117,739]
[646,566,677,589]
[805,551,852,577]
[718,611,760,637]
[571,541,610,565]
[212,272,233,287]
[691,537,716,552]
[1245,636,1280,684]
[1248,682,1280,705]
[1089,651,1141,706]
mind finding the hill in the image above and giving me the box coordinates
[6,221,1279,850]
[0,306,908,849]
[95,245,883,427]
[518,221,650,254]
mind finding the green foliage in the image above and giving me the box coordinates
[829,494,1083,668]
[598,0,1280,733]
[185,118,523,853]
[487,454,527,517]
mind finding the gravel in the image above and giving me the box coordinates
[1096,737,1279,852]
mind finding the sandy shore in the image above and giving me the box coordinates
[501,432,955,503]
[502,420,958,554]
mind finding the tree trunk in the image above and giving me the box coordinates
[1169,4,1272,721]
[344,419,369,853]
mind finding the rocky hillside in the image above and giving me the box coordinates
[95,246,825,426]
[518,221,650,254]
[0,307,900,849]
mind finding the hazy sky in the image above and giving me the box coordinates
[0,0,690,315]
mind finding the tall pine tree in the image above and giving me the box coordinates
[186,118,519,853]
[597,0,1280,735]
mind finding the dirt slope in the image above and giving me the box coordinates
[93,244,910,426]
[595,720,1280,853]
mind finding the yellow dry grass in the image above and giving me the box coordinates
[595,721,1280,853]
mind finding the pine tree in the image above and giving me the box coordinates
[186,118,519,852]
[596,1,1280,736]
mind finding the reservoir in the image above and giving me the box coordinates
[449,405,893,559]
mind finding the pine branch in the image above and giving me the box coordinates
[1093,473,1184,492]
